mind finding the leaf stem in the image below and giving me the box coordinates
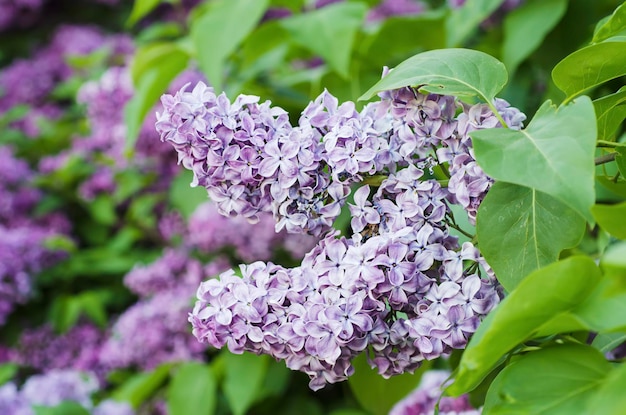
[486,99,508,129]
[597,140,626,148]
[595,152,617,165]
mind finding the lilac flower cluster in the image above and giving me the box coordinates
[0,25,132,137]
[190,174,499,389]
[160,72,525,389]
[100,249,222,371]
[380,87,525,224]
[0,0,44,32]
[188,202,318,262]
[13,322,104,374]
[367,0,426,22]
[157,84,399,236]
[389,370,480,415]
[0,370,134,415]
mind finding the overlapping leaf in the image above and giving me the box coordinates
[448,257,602,396]
[472,97,597,223]
[476,183,585,291]
[359,48,507,102]
[280,2,367,79]
[502,0,567,74]
[552,40,626,101]
[483,344,611,414]
[191,0,269,92]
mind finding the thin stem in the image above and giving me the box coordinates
[447,221,475,239]
[595,152,617,165]
[486,99,508,129]
[597,140,626,148]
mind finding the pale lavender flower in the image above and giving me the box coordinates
[389,370,480,415]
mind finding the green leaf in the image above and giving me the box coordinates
[448,257,602,396]
[472,97,597,223]
[359,48,507,102]
[111,363,172,408]
[364,11,447,69]
[587,363,626,414]
[483,344,611,414]
[592,332,626,353]
[593,87,626,141]
[348,354,430,415]
[445,0,505,47]
[223,352,270,415]
[565,277,626,333]
[167,362,217,415]
[127,0,163,27]
[168,169,208,219]
[0,363,18,385]
[33,402,90,415]
[125,42,189,149]
[593,2,626,43]
[592,202,626,239]
[191,0,269,92]
[280,2,367,78]
[552,40,626,102]
[501,0,567,75]
[476,183,585,291]
[87,195,117,226]
[616,147,626,178]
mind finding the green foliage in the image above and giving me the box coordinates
[359,48,508,104]
[472,97,597,223]
[280,2,368,78]
[445,0,505,47]
[125,42,189,148]
[483,344,610,414]
[111,363,173,408]
[167,362,217,415]
[348,354,430,415]
[190,0,270,92]
[222,352,271,415]
[127,0,164,26]
[593,87,626,141]
[476,183,585,291]
[592,202,626,239]
[593,2,626,43]
[33,402,90,415]
[501,0,567,75]
[449,257,602,396]
[552,40,626,103]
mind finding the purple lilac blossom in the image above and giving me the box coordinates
[156,85,395,236]
[20,369,99,409]
[13,322,105,374]
[0,25,132,138]
[93,400,135,415]
[164,73,524,390]
[0,382,33,415]
[367,0,426,22]
[389,370,480,415]
[99,288,208,371]
[100,250,222,371]
[187,202,318,262]
[189,175,500,389]
[0,0,44,31]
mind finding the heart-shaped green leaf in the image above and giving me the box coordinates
[472,97,597,223]
[359,48,507,103]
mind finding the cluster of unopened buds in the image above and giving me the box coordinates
[156,72,526,390]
